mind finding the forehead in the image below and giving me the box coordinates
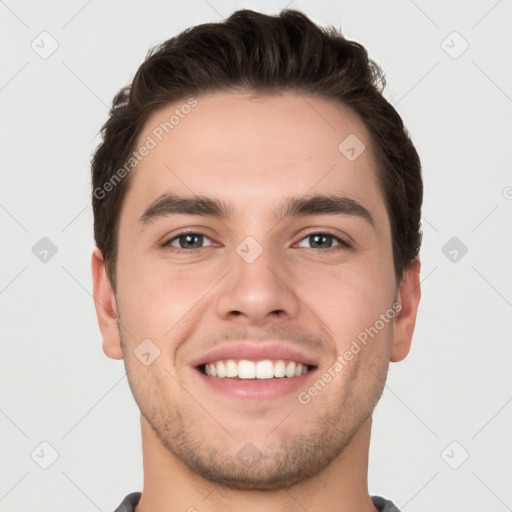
[122,91,387,225]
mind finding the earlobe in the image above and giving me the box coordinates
[91,248,123,360]
[390,257,421,362]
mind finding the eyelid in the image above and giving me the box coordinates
[161,229,216,249]
[161,227,352,252]
[295,229,352,249]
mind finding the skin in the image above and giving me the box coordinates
[92,91,421,512]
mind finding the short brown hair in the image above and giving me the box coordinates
[91,9,422,289]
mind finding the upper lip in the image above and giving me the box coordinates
[190,342,319,368]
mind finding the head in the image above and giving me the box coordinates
[91,9,422,490]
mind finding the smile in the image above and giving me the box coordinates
[201,359,314,379]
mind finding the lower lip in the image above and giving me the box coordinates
[195,368,316,400]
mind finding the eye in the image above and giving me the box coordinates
[161,230,350,253]
[163,232,214,251]
[297,232,350,250]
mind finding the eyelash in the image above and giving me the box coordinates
[161,229,352,254]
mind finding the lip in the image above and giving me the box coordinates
[189,341,319,368]
[195,367,317,400]
[189,341,319,401]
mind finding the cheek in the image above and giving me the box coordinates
[116,256,216,342]
[293,257,395,340]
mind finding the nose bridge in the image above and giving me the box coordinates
[215,235,299,323]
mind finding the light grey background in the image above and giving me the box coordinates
[1,0,511,511]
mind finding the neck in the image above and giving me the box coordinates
[135,415,378,512]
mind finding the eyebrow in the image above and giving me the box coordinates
[138,193,375,228]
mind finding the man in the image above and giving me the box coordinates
[91,9,422,512]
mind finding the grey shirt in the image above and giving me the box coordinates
[113,492,401,511]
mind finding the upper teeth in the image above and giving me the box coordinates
[204,359,309,379]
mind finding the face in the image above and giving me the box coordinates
[93,91,420,490]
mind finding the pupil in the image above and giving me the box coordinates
[181,234,202,248]
[312,234,330,248]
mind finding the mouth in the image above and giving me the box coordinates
[191,342,319,400]
[198,359,315,379]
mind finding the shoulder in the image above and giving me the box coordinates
[371,495,402,512]
[113,492,142,512]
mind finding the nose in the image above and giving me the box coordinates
[215,242,300,326]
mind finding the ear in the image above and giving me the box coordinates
[91,247,123,360]
[390,257,421,362]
